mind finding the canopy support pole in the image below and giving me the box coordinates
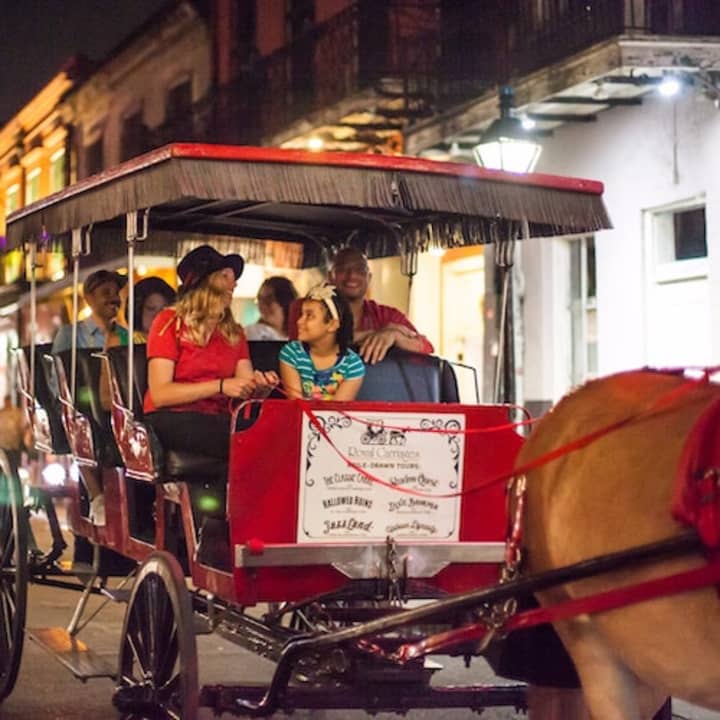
[70,229,82,403]
[28,240,37,398]
[493,236,515,405]
[125,210,149,415]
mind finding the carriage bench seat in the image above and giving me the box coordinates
[18,344,71,455]
[107,344,225,482]
[107,340,460,482]
[249,341,460,403]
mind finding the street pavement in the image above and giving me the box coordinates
[2,507,718,719]
[2,581,525,720]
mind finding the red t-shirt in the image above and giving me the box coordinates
[288,298,434,354]
[144,308,250,415]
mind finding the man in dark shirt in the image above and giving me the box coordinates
[289,247,433,363]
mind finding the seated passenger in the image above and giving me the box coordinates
[144,245,278,462]
[125,276,176,342]
[100,276,177,410]
[244,276,298,341]
[280,285,365,401]
[52,269,128,352]
[51,269,129,525]
[288,247,433,364]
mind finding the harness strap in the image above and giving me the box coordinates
[392,559,720,663]
[300,374,706,500]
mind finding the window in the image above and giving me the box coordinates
[5,184,20,216]
[673,207,706,260]
[85,137,103,177]
[50,148,66,193]
[25,168,41,204]
[569,235,597,386]
[645,201,710,366]
[120,110,146,162]
[651,202,707,282]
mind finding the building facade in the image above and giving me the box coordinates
[64,1,212,180]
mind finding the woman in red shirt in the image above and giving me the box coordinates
[145,245,278,461]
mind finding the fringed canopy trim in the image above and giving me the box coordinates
[6,143,611,257]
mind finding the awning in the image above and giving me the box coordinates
[6,144,611,264]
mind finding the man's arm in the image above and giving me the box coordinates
[356,303,434,363]
[357,326,429,365]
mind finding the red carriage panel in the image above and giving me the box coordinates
[228,399,523,605]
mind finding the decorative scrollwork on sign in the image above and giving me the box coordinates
[305,415,325,479]
[419,417,444,431]
[445,419,462,487]
[305,414,351,480]
[325,414,352,433]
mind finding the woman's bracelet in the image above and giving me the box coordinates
[219,378,225,395]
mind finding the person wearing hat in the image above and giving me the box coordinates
[52,269,129,353]
[144,245,278,462]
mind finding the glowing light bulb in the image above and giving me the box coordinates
[659,77,681,97]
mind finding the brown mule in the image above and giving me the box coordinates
[518,370,720,720]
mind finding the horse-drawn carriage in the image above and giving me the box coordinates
[2,144,717,719]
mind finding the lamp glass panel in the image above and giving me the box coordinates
[474,137,542,173]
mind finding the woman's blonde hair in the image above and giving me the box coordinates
[175,274,242,345]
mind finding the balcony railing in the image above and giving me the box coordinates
[152,0,720,148]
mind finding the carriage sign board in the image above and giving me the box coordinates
[297,411,465,543]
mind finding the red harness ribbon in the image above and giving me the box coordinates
[298,375,709,500]
[673,395,720,553]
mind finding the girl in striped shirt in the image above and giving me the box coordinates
[279,285,365,401]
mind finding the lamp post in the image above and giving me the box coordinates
[475,87,542,405]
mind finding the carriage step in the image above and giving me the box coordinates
[99,587,131,603]
[194,616,214,635]
[27,627,116,680]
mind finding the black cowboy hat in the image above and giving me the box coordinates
[177,245,244,292]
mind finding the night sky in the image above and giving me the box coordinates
[0,0,170,124]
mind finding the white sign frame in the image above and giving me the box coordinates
[297,411,465,544]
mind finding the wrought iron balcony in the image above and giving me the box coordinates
[154,0,720,148]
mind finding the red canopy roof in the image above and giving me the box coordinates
[6,144,610,260]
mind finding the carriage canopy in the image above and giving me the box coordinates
[6,144,610,266]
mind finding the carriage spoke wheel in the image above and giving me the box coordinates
[114,552,198,720]
[0,452,28,703]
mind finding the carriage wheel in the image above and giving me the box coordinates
[113,552,198,720]
[0,453,28,702]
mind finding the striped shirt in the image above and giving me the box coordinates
[279,341,365,400]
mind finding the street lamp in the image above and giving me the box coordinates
[473,86,542,173]
[474,86,541,404]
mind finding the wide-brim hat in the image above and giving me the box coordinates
[83,269,128,295]
[177,245,244,293]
